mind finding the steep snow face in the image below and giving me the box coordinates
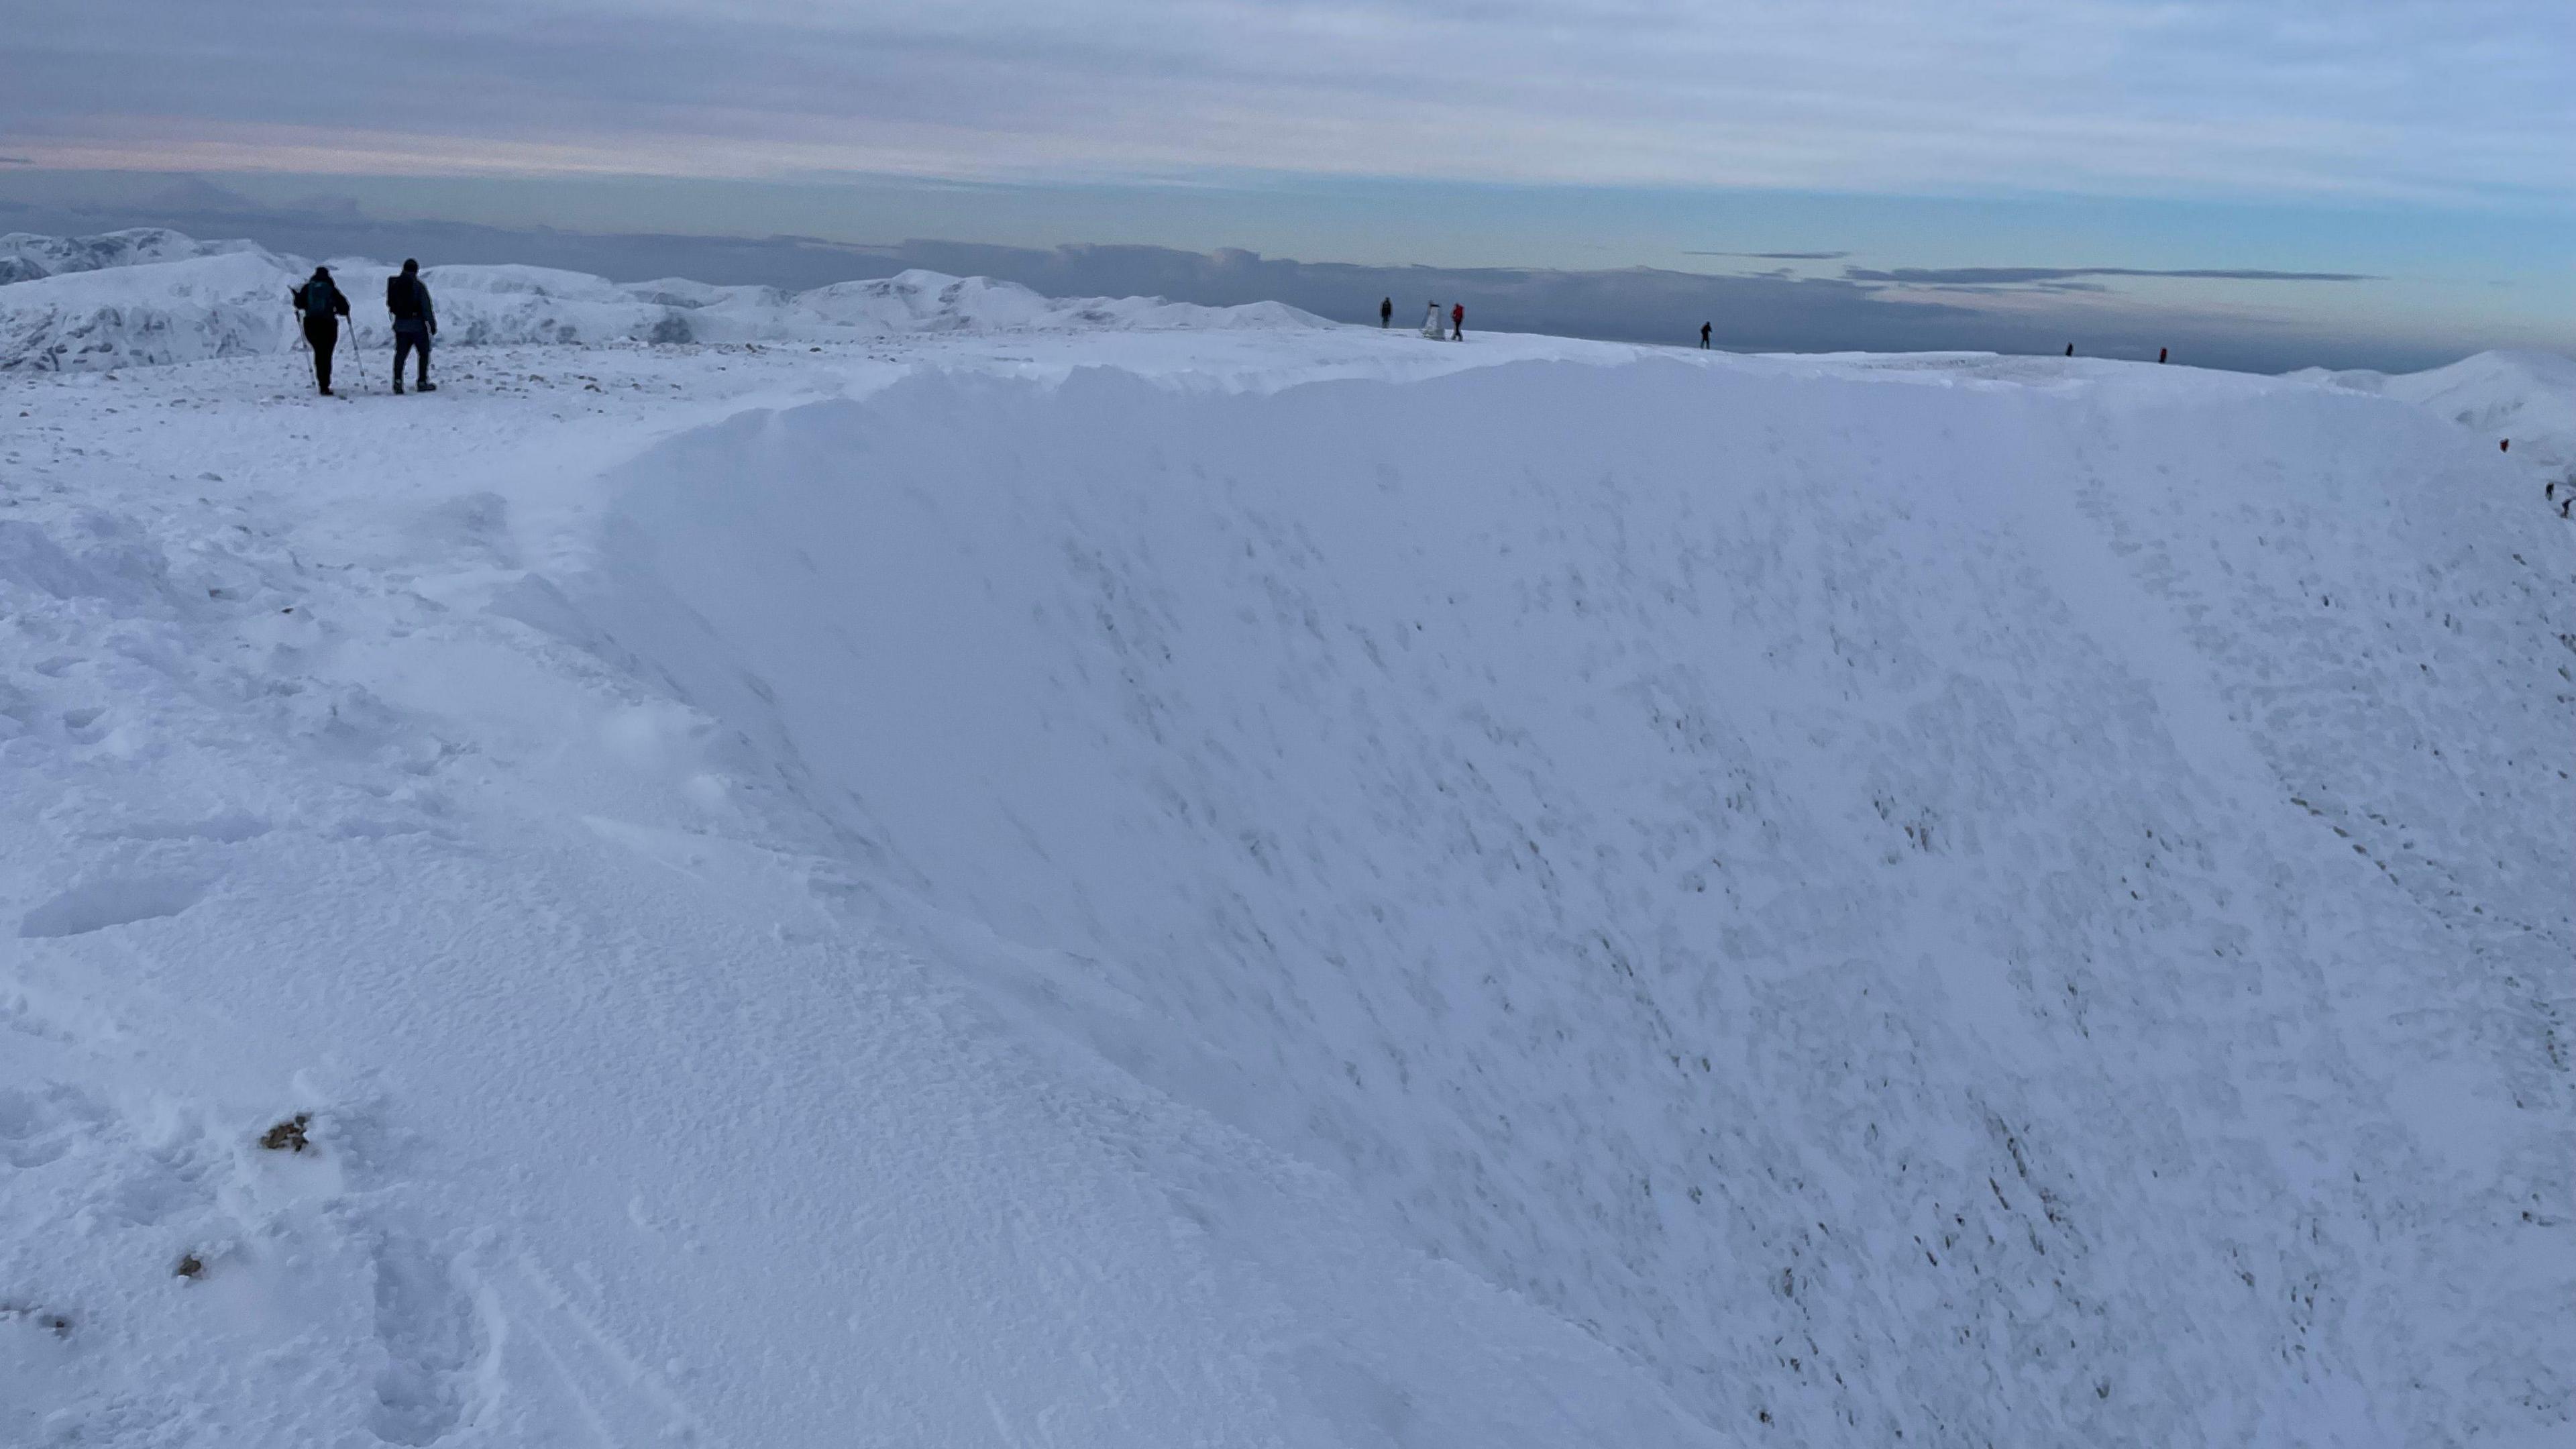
[0,231,1333,370]
[578,361,2573,1446]
[1,335,1747,1448]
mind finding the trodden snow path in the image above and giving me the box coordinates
[1,325,2571,1448]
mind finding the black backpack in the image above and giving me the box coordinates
[301,277,337,315]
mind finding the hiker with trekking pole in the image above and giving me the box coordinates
[289,266,350,396]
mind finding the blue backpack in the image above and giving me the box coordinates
[301,276,337,315]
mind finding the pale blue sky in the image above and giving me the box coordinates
[3,1,2568,366]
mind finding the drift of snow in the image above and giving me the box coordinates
[0,231,1326,372]
[1,258,2571,1447]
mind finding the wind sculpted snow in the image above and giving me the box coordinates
[1,311,2570,1446]
[574,360,2573,1445]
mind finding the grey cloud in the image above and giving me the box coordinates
[2,1,2567,199]
[1684,250,1851,260]
[0,156,34,166]
[1846,266,2379,285]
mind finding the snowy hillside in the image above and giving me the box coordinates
[2298,349,2576,482]
[2,317,2569,1447]
[0,226,258,285]
[0,231,1327,371]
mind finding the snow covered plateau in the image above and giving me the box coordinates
[1,233,2571,1447]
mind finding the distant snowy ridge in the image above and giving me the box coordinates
[2294,348,2576,474]
[0,229,1330,371]
[0,226,260,285]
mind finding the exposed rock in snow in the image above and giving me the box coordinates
[0,230,1330,371]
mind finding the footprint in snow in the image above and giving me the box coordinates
[366,1233,493,1446]
[17,873,211,938]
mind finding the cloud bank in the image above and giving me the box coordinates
[1847,266,2380,285]
[3,2,2568,205]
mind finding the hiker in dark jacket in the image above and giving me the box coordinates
[1379,297,1392,328]
[386,259,437,393]
[1699,321,1712,349]
[290,266,350,395]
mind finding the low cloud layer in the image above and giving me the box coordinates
[1686,251,1854,261]
[1847,265,2378,285]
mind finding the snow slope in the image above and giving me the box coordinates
[0,231,1326,371]
[1,320,2570,1448]
[2298,350,2576,485]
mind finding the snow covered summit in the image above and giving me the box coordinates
[0,282,2569,1446]
[0,229,1328,371]
[2301,349,2576,473]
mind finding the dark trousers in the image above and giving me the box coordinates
[394,325,431,385]
[303,318,337,390]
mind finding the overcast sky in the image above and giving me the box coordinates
[4,1,2569,366]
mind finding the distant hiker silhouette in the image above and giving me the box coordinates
[2500,438,2510,452]
[1700,322,1712,349]
[290,266,350,395]
[1450,303,1464,341]
[2159,347,2169,364]
[386,260,438,393]
[2065,343,2074,357]
[1380,297,1393,328]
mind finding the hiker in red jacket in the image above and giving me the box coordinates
[1450,303,1464,341]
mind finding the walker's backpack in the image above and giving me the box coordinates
[301,277,337,315]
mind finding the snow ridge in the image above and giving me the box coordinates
[0,230,1329,371]
[0,227,258,285]
[1,283,2569,1445]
